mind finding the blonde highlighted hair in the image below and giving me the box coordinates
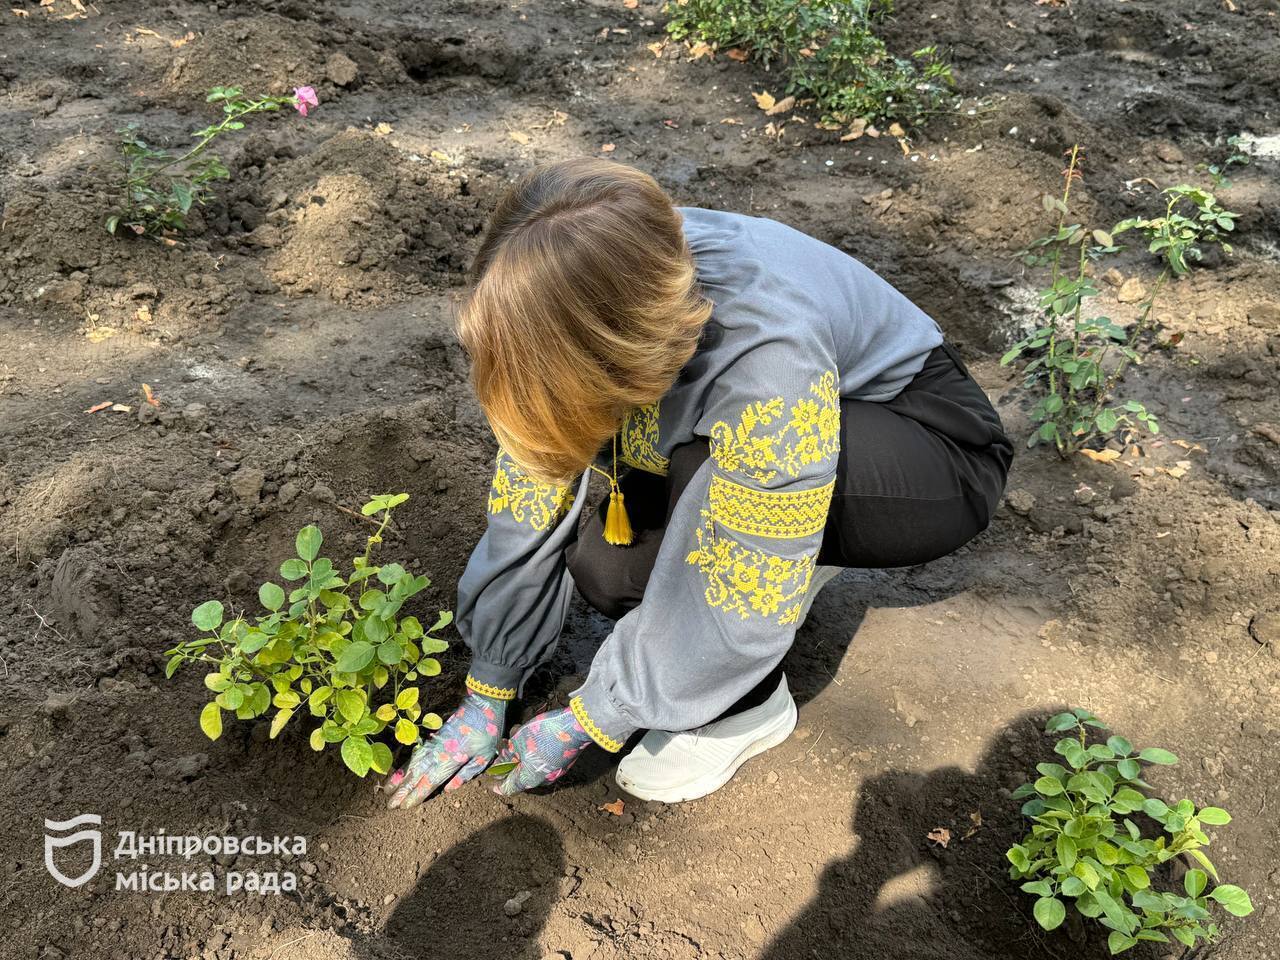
[457,158,711,485]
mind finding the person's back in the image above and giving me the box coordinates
[679,207,943,402]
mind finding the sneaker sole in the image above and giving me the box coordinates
[615,696,799,804]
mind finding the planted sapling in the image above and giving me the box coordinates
[1007,709,1253,954]
[109,85,317,238]
[1001,146,1239,455]
[165,494,451,778]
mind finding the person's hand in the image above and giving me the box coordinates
[490,707,594,796]
[386,690,507,809]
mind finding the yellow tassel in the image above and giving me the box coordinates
[604,487,633,546]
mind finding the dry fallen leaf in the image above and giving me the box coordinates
[429,149,451,163]
[720,117,743,125]
[135,306,152,323]
[85,401,112,414]
[963,810,983,840]
[509,130,531,145]
[840,118,868,141]
[599,799,626,816]
[725,47,749,62]
[1078,448,1121,463]
[141,383,160,407]
[927,826,951,848]
[687,40,713,61]
[623,0,638,7]
[85,326,118,343]
[764,95,795,117]
[888,122,906,138]
[12,8,30,16]
[752,90,777,112]
[171,30,195,47]
[600,143,616,153]
[647,41,665,58]
[374,122,393,136]
[110,403,132,413]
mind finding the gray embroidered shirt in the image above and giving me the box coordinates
[455,207,943,750]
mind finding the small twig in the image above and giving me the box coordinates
[332,503,399,536]
[266,931,316,958]
[26,602,69,643]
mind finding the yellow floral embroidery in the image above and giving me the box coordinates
[685,518,816,624]
[570,696,623,752]
[709,475,834,540]
[618,401,668,475]
[709,372,841,484]
[487,453,574,531]
[466,675,516,701]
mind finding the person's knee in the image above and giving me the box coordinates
[566,543,634,620]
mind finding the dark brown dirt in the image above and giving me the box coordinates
[1,1,1278,959]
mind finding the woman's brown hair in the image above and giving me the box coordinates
[456,158,711,485]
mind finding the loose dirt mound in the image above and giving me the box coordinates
[254,131,495,301]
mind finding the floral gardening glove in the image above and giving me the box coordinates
[490,707,594,796]
[386,690,507,809]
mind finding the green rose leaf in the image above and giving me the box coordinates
[270,708,294,739]
[309,727,325,751]
[1033,897,1066,931]
[200,702,223,740]
[1107,931,1138,955]
[296,525,322,562]
[340,736,373,777]
[370,742,394,776]
[259,582,286,611]
[395,718,419,745]
[396,687,420,710]
[334,689,366,725]
[335,641,376,674]
[377,638,403,665]
[1184,868,1208,898]
[280,558,308,581]
[1196,806,1231,825]
[1034,776,1064,796]
[1138,747,1178,765]
[1056,835,1077,870]
[192,600,224,631]
[1208,884,1253,917]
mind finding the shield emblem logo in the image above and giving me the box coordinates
[44,814,102,888]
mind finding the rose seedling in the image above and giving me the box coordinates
[109,84,317,238]
[1007,708,1253,954]
[165,494,451,778]
[1001,145,1238,455]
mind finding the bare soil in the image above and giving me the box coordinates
[1,1,1279,959]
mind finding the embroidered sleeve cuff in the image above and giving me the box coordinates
[464,660,522,701]
[568,680,637,753]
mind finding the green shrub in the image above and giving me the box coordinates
[1001,146,1238,455]
[1008,709,1253,954]
[164,494,451,778]
[109,85,316,238]
[664,0,953,128]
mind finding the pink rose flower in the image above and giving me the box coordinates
[293,86,319,117]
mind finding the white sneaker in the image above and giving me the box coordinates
[615,675,798,803]
[796,564,842,628]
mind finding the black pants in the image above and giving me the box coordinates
[566,343,1012,715]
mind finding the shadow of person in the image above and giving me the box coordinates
[759,710,1161,960]
[359,814,565,960]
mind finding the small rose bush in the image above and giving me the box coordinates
[1008,709,1253,953]
[164,494,451,778]
[110,85,318,238]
